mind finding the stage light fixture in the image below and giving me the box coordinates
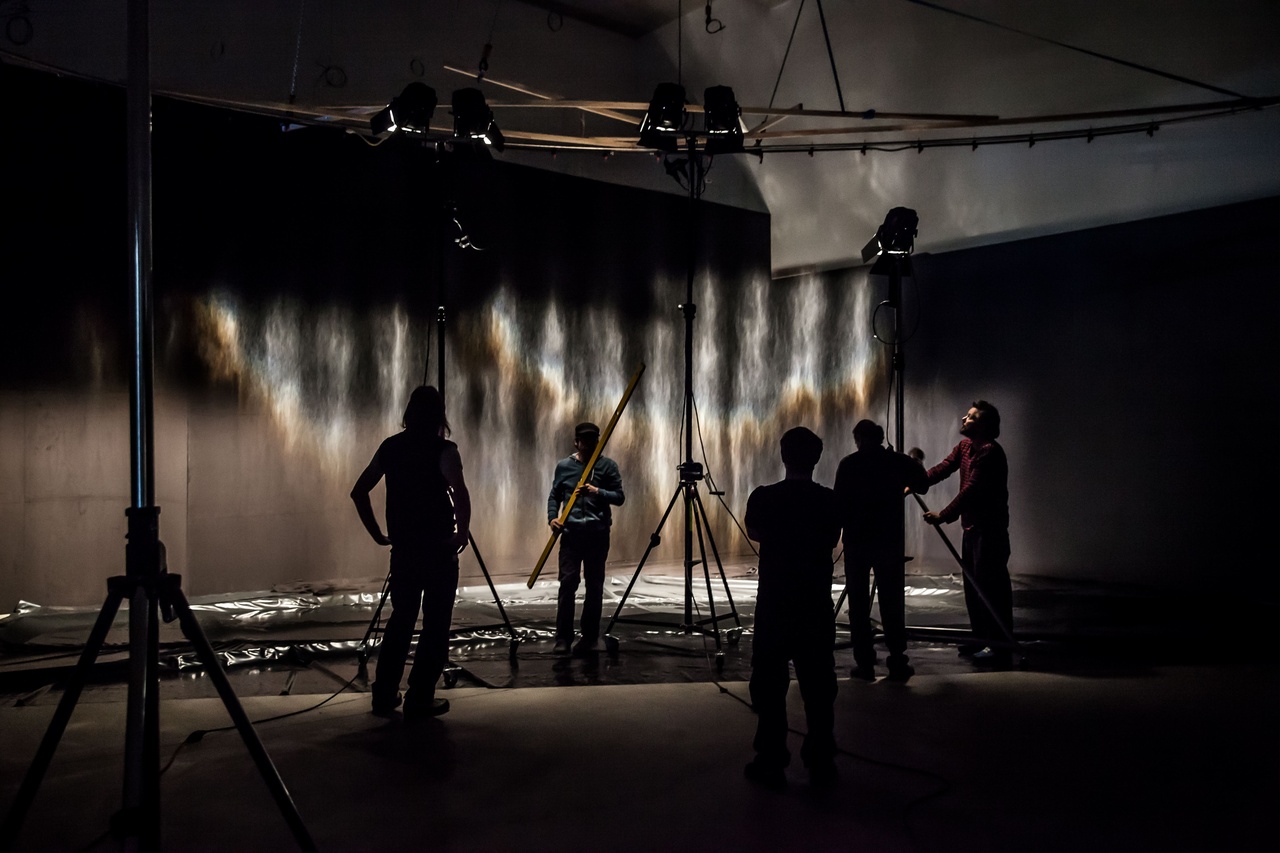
[451,88,505,151]
[861,206,919,266]
[703,85,744,154]
[638,83,687,152]
[370,82,438,136]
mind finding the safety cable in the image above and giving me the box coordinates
[763,0,806,131]
[814,0,846,112]
[903,0,1251,100]
[704,2,724,34]
[288,0,306,105]
[478,0,504,79]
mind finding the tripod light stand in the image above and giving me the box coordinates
[603,84,745,667]
[830,209,918,652]
[1,3,315,850]
[356,89,519,684]
[854,209,1022,662]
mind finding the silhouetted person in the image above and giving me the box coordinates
[833,420,929,682]
[743,427,842,790]
[351,386,471,717]
[923,400,1012,668]
[547,422,624,657]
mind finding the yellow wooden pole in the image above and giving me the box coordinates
[527,363,646,588]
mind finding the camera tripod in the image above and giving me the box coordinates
[603,139,741,666]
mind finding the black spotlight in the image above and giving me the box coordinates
[638,83,687,152]
[703,85,743,154]
[451,88,505,151]
[861,207,919,265]
[370,82,438,136]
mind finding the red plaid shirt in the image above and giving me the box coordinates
[925,438,1009,531]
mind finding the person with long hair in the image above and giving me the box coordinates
[351,386,471,717]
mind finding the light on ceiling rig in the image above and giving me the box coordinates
[370,82,438,136]
[638,83,687,152]
[451,88,505,151]
[702,85,743,154]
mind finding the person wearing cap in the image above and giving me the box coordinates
[833,420,929,683]
[743,427,843,790]
[546,422,625,656]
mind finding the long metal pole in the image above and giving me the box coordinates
[890,262,904,453]
[125,0,160,849]
[437,203,447,394]
[127,2,154,508]
[682,142,699,629]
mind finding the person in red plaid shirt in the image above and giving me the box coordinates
[923,400,1012,668]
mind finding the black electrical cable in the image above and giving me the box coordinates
[868,261,926,446]
[691,394,759,559]
[159,667,362,781]
[701,624,954,833]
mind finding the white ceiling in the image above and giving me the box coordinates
[6,0,1279,273]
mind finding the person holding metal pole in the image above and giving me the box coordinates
[547,422,625,656]
[351,385,471,717]
[922,400,1013,668]
[833,419,930,682]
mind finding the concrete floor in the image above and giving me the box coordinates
[2,574,1279,851]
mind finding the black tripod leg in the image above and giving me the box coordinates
[691,488,741,629]
[358,572,392,669]
[163,580,318,853]
[467,534,518,643]
[605,482,683,634]
[690,505,723,651]
[119,580,162,850]
[1,581,126,848]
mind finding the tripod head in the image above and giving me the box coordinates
[678,461,704,484]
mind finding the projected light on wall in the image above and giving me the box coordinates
[192,270,880,569]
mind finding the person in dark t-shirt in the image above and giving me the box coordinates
[743,427,842,790]
[833,419,929,682]
[352,386,471,718]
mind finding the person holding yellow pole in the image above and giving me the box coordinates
[547,422,625,656]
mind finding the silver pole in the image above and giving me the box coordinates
[124,0,159,848]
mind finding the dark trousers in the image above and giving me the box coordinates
[961,527,1013,649]
[556,527,610,643]
[749,601,837,770]
[846,543,908,668]
[374,543,459,707]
